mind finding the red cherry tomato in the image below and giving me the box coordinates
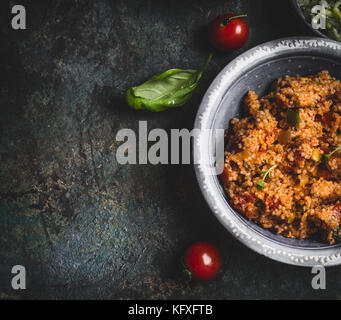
[209,14,249,51]
[184,242,221,281]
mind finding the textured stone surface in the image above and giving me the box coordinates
[0,0,340,299]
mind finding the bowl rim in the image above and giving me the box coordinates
[193,37,341,267]
[290,0,329,39]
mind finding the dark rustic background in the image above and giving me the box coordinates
[0,0,339,299]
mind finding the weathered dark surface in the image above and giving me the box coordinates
[0,0,340,300]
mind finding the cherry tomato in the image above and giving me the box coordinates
[184,242,221,281]
[209,14,249,51]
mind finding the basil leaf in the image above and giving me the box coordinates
[126,54,212,112]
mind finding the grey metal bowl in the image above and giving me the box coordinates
[194,37,341,266]
[291,0,329,39]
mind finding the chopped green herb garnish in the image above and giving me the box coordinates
[287,109,301,127]
[256,180,265,190]
[257,165,277,191]
[321,146,341,164]
[333,225,341,242]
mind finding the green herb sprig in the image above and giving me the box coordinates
[257,165,277,191]
[321,146,341,164]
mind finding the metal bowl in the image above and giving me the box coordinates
[194,37,341,266]
[291,0,329,39]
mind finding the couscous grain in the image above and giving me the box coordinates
[221,71,341,244]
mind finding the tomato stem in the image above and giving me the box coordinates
[220,14,248,27]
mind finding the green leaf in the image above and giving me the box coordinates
[321,154,331,164]
[126,54,212,112]
[256,180,264,191]
[321,146,341,164]
[287,109,301,127]
[257,164,277,191]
